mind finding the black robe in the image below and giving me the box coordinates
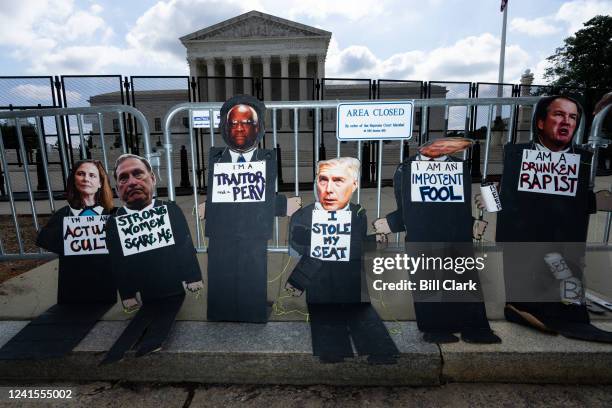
[385,156,499,344]
[0,205,117,360]
[101,199,202,363]
[287,203,399,364]
[205,147,287,323]
[497,143,612,342]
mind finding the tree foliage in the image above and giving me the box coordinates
[544,15,612,90]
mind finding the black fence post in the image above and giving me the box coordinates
[179,145,191,188]
[36,149,46,191]
[471,140,482,180]
[276,144,283,184]
[362,142,370,183]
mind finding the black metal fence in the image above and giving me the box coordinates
[0,74,609,195]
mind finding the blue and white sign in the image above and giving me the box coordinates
[192,110,221,128]
[336,101,413,141]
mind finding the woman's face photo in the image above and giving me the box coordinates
[74,162,101,197]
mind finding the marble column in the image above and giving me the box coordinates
[224,57,234,99]
[280,55,290,130]
[261,56,272,128]
[187,57,197,78]
[206,59,216,102]
[298,54,309,129]
[241,56,252,95]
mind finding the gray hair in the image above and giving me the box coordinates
[316,157,360,182]
[113,153,153,179]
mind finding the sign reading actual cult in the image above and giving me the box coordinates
[336,101,414,141]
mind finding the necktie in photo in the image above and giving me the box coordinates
[238,154,246,163]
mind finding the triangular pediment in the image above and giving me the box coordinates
[180,10,331,42]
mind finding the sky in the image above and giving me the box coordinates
[0,0,610,84]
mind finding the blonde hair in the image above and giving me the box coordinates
[316,157,360,181]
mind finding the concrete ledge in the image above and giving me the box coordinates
[2,320,612,385]
[441,322,612,384]
[0,321,440,386]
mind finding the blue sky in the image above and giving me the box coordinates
[0,0,610,84]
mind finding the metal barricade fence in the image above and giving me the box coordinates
[163,96,561,253]
[0,105,151,260]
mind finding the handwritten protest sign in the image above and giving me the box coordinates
[116,205,175,256]
[310,210,351,262]
[211,161,266,203]
[517,149,579,197]
[411,161,464,202]
[63,215,109,256]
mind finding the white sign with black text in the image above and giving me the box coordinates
[336,101,413,141]
[310,210,352,262]
[116,206,175,256]
[411,161,465,202]
[192,110,221,128]
[211,161,267,203]
[63,215,109,256]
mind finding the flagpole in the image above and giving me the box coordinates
[496,1,508,120]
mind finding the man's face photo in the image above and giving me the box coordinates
[115,157,156,210]
[316,162,357,211]
[226,104,259,151]
[537,97,578,151]
[419,137,473,159]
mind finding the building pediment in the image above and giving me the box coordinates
[180,10,331,43]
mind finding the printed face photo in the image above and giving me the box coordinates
[74,162,101,197]
[226,104,259,151]
[316,162,357,211]
[537,98,578,150]
[419,137,473,158]
[115,158,156,209]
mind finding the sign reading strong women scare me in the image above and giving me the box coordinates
[63,215,109,256]
[212,161,266,203]
[411,161,465,202]
[518,149,580,197]
[310,210,352,262]
[116,206,175,256]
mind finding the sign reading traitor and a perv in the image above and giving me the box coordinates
[411,161,465,202]
[63,215,109,256]
[310,210,351,262]
[336,101,413,141]
[212,161,266,203]
[518,149,580,197]
[116,206,175,256]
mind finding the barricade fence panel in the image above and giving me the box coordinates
[160,96,612,254]
[0,105,150,260]
[1,95,611,259]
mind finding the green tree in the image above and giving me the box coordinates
[544,15,612,90]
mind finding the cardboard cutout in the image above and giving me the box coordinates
[287,158,399,363]
[496,97,611,341]
[102,199,202,363]
[205,95,288,323]
[0,205,117,360]
[384,139,500,344]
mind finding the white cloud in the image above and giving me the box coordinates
[510,0,611,38]
[327,33,529,83]
[555,0,612,34]
[510,17,560,36]
[280,0,392,21]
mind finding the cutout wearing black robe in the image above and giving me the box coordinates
[102,199,202,363]
[287,203,399,363]
[0,205,117,360]
[385,156,499,344]
[205,147,287,323]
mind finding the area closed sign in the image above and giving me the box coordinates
[336,101,413,141]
